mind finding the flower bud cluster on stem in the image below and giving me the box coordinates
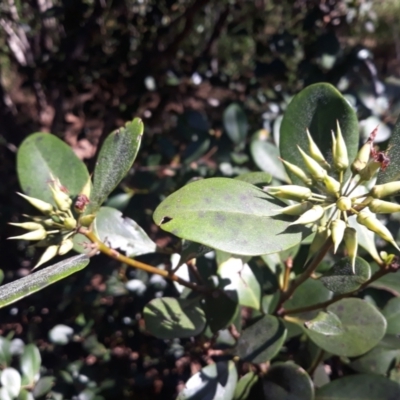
[264,122,399,274]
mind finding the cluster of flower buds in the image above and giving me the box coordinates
[264,122,399,272]
[8,175,94,269]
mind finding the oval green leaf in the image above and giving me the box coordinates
[177,360,238,400]
[306,298,387,357]
[319,256,371,294]
[20,344,41,385]
[87,118,143,214]
[250,134,289,182]
[305,311,344,336]
[315,374,400,399]
[218,257,262,310]
[0,255,89,309]
[377,113,400,184]
[262,362,314,400]
[235,315,287,363]
[153,178,311,255]
[17,133,89,205]
[223,103,248,145]
[382,297,400,335]
[233,371,259,400]
[350,346,400,375]
[144,297,206,339]
[93,206,156,257]
[280,83,359,185]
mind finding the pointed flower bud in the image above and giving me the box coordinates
[297,146,327,181]
[63,217,77,230]
[351,141,372,174]
[8,222,44,231]
[17,193,53,214]
[370,181,400,199]
[58,239,74,256]
[290,205,325,226]
[280,158,312,186]
[358,160,381,181]
[306,129,330,169]
[264,185,312,201]
[368,199,400,214]
[323,175,341,195]
[306,226,331,263]
[331,219,346,253]
[33,245,59,270]
[50,185,72,212]
[331,131,337,162]
[8,227,47,241]
[278,202,313,216]
[344,227,358,273]
[357,211,400,251]
[336,196,352,211]
[333,120,349,172]
[79,214,96,227]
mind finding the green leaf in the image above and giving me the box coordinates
[382,297,400,335]
[1,367,21,398]
[93,206,156,257]
[305,298,387,357]
[223,103,248,145]
[234,171,272,186]
[315,374,400,399]
[17,389,34,400]
[377,113,400,184]
[144,297,206,339]
[235,315,287,363]
[350,346,400,375]
[20,344,41,385]
[17,133,89,205]
[218,257,262,310]
[262,362,314,400]
[284,279,332,319]
[177,360,238,400]
[280,83,359,185]
[32,376,55,397]
[0,255,89,309]
[87,118,143,214]
[203,292,238,333]
[250,133,289,182]
[0,337,11,368]
[305,311,344,336]
[153,178,311,255]
[369,266,400,296]
[233,372,259,400]
[319,256,371,294]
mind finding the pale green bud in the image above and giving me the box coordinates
[8,222,44,231]
[370,181,400,199]
[17,193,53,214]
[369,199,400,214]
[79,214,96,227]
[8,227,47,241]
[290,205,325,226]
[323,175,341,195]
[63,217,77,230]
[50,186,72,212]
[297,146,327,181]
[278,202,313,216]
[344,227,358,273]
[80,176,92,199]
[331,219,346,253]
[351,141,371,174]
[333,120,349,172]
[306,129,330,169]
[264,185,312,201]
[58,239,74,256]
[331,131,337,163]
[33,245,59,270]
[358,160,381,181]
[336,197,352,211]
[306,226,331,263]
[357,211,400,251]
[280,158,313,186]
